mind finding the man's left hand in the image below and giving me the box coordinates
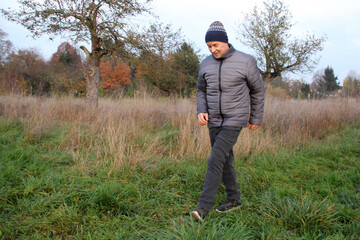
[248,123,260,130]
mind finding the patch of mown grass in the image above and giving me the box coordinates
[0,117,359,239]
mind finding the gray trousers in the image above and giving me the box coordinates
[198,127,242,211]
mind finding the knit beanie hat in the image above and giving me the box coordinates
[205,21,228,43]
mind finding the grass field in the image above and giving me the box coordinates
[0,95,359,239]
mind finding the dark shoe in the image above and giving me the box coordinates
[215,200,241,213]
[191,207,208,221]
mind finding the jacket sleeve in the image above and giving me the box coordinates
[196,70,208,115]
[246,57,265,125]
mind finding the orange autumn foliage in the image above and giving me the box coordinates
[100,60,131,92]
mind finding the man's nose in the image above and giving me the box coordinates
[210,47,215,53]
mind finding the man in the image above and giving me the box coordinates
[191,21,265,221]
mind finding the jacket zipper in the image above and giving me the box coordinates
[218,60,224,126]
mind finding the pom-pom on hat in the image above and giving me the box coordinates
[205,21,228,43]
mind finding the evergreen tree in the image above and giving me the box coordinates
[312,66,340,97]
[301,83,311,99]
[173,42,200,97]
[324,66,340,93]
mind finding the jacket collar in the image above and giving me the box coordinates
[213,43,236,60]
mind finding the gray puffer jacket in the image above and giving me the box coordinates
[197,44,265,128]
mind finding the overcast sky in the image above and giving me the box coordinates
[1,0,359,84]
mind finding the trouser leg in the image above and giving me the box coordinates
[209,128,241,202]
[222,148,241,202]
[198,127,241,211]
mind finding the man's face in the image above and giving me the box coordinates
[206,41,229,58]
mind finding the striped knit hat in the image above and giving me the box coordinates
[205,21,228,43]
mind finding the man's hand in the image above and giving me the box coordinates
[197,113,209,126]
[248,123,260,130]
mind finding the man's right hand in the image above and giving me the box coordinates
[197,113,209,126]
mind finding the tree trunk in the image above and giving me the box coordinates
[80,33,102,107]
[85,56,100,107]
[80,41,101,107]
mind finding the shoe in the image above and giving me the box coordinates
[190,207,208,221]
[215,200,241,213]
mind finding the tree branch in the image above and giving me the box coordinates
[80,46,91,58]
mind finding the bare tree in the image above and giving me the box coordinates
[1,0,152,106]
[342,71,360,98]
[236,0,326,82]
[0,28,14,67]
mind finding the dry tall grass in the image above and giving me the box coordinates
[1,95,359,172]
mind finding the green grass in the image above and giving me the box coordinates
[0,117,359,239]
